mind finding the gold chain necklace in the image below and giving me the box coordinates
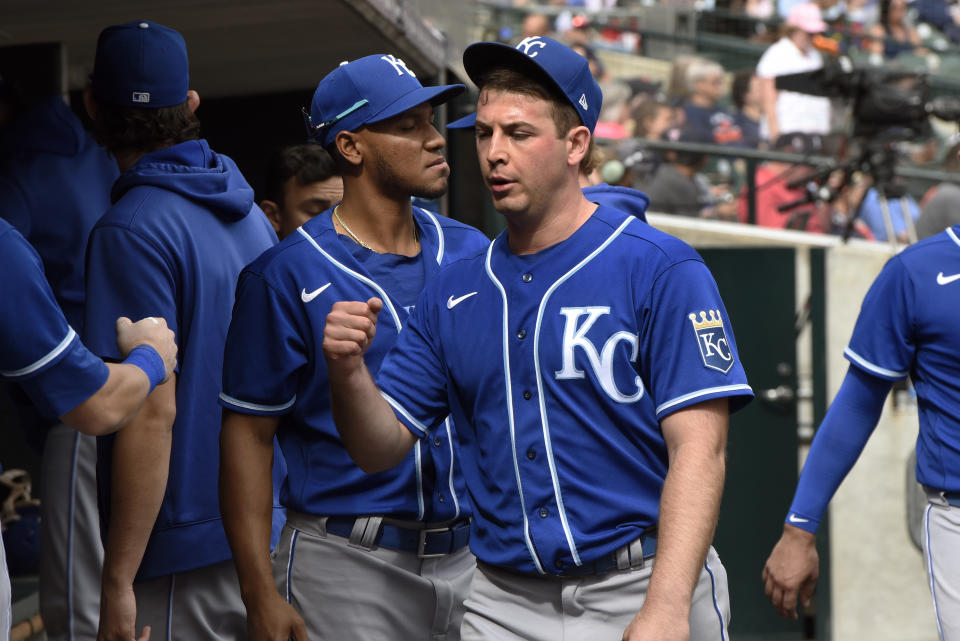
[333,205,419,252]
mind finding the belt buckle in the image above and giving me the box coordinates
[417,526,450,558]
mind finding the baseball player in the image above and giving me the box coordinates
[0,86,118,641]
[259,144,343,239]
[763,224,960,639]
[322,37,754,641]
[219,54,489,641]
[0,217,176,641]
[81,21,281,641]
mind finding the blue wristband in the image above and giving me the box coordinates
[123,345,166,393]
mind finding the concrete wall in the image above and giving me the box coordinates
[647,214,936,641]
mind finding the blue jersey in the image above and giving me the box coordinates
[83,140,283,581]
[220,207,490,521]
[0,219,108,417]
[844,225,960,491]
[376,205,753,574]
[0,96,118,333]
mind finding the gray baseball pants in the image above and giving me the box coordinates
[133,559,246,641]
[461,545,730,641]
[39,426,101,641]
[272,511,476,641]
[923,494,960,641]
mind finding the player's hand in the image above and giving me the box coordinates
[97,582,150,641]
[762,523,819,619]
[246,592,309,641]
[322,298,383,363]
[116,316,178,382]
[622,600,690,641]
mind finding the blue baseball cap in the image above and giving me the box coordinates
[307,54,465,148]
[461,36,602,133]
[91,21,189,108]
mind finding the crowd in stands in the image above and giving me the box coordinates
[484,0,960,242]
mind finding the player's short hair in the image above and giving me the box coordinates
[477,67,579,139]
[476,66,593,172]
[91,99,200,154]
[263,144,338,205]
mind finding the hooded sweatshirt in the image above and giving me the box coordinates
[582,183,650,223]
[0,95,118,334]
[83,139,282,580]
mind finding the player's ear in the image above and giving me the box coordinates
[335,131,363,168]
[567,125,591,169]
[186,90,200,113]
[260,200,282,235]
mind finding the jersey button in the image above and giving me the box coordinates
[538,507,549,518]
[526,449,536,460]
[438,493,445,503]
[517,329,527,339]
[522,273,533,283]
[522,390,532,400]
[434,437,441,447]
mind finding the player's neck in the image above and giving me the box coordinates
[335,191,419,256]
[506,191,597,256]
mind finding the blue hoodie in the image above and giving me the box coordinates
[582,183,650,223]
[83,139,282,580]
[0,96,118,335]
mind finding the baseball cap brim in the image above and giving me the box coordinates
[447,113,476,129]
[364,83,465,126]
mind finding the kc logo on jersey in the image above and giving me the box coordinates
[555,306,645,403]
[688,310,733,373]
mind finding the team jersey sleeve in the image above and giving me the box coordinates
[844,256,914,381]
[640,258,753,418]
[0,227,108,416]
[375,287,450,437]
[220,269,305,415]
[83,225,178,362]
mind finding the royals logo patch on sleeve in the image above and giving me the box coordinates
[688,310,734,373]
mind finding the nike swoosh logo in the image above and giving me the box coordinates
[937,272,960,285]
[788,514,810,524]
[446,292,478,309]
[301,283,332,303]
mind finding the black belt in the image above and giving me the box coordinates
[325,516,471,558]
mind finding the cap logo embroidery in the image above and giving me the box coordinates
[578,93,588,110]
[380,55,415,77]
[516,37,547,58]
[132,92,151,103]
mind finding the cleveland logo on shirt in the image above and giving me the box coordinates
[689,310,733,373]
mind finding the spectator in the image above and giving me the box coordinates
[738,133,830,231]
[757,2,832,142]
[866,0,927,61]
[646,126,738,220]
[521,12,553,39]
[914,0,960,44]
[855,184,920,243]
[916,141,960,238]
[731,69,763,148]
[633,98,674,140]
[259,144,343,240]
[682,58,744,146]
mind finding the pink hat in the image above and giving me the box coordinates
[785,2,827,33]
